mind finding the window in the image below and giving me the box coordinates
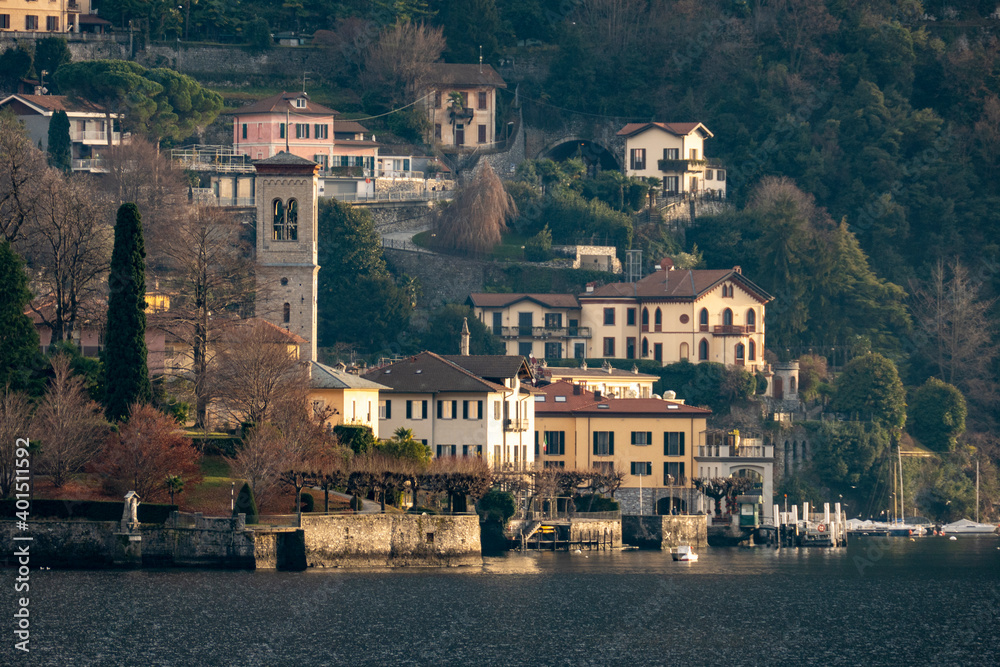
[627,308,636,326]
[478,124,487,144]
[544,342,563,359]
[574,343,586,359]
[631,431,652,446]
[544,431,565,456]
[282,303,290,323]
[718,170,726,181]
[518,342,532,358]
[663,148,679,160]
[463,445,483,457]
[679,342,689,360]
[642,337,649,358]
[689,148,698,160]
[435,91,442,108]
[294,98,307,108]
[379,400,391,419]
[603,337,615,357]
[723,308,733,325]
[749,339,756,361]
[285,199,298,240]
[630,148,646,171]
[455,124,465,145]
[272,199,298,241]
[631,462,652,476]
[271,199,285,239]
[593,432,614,456]
[664,462,685,486]
[698,338,709,360]
[603,308,615,325]
[46,15,59,31]
[746,309,756,331]
[642,308,649,331]
[492,312,502,334]
[314,124,328,139]
[544,313,562,329]
[437,445,457,458]
[594,461,615,474]
[434,123,442,140]
[406,400,428,420]
[626,337,635,359]
[26,15,38,30]
[544,461,565,469]
[0,16,9,30]
[654,343,663,362]
[279,123,286,139]
[241,123,248,139]
[478,91,487,109]
[736,343,745,360]
[437,400,457,419]
[654,308,662,331]
[699,308,709,331]
[664,176,679,192]
[460,92,469,107]
[705,170,714,180]
[461,400,483,420]
[664,432,685,456]
[295,123,309,139]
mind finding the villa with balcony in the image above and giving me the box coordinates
[468,293,591,361]
[618,122,726,197]
[0,94,126,172]
[696,428,774,523]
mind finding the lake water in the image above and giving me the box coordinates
[3,536,999,666]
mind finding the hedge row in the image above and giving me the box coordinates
[0,499,179,523]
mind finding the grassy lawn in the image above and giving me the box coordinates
[411,230,529,261]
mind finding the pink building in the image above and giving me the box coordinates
[232,91,378,175]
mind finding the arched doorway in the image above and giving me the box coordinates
[656,496,688,515]
[773,375,784,399]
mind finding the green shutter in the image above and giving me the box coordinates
[593,432,599,455]
[609,432,614,455]
[679,432,685,456]
[386,400,391,419]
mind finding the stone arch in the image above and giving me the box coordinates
[656,496,687,515]
[538,138,621,172]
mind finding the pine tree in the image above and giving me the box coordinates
[47,110,72,172]
[0,240,40,392]
[103,203,151,422]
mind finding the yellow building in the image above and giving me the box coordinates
[0,0,108,34]
[467,293,586,360]
[536,362,657,399]
[420,64,506,151]
[534,381,710,515]
[308,361,388,438]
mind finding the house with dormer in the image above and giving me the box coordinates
[617,122,726,197]
[362,351,535,469]
[0,94,125,172]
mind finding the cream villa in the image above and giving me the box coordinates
[534,380,710,515]
[618,122,725,197]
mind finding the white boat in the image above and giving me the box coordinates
[671,545,699,561]
[941,519,999,535]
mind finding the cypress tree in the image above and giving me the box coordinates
[47,110,72,172]
[104,203,151,422]
[0,240,40,392]
[234,482,259,524]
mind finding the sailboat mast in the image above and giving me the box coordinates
[976,459,980,524]
[897,444,905,523]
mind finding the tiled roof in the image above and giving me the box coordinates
[311,361,389,390]
[253,151,317,166]
[535,381,711,416]
[580,268,772,303]
[222,318,308,344]
[542,367,658,381]
[236,92,337,116]
[441,355,533,383]
[335,120,369,134]
[616,122,712,138]
[361,352,509,394]
[468,293,581,309]
[0,94,107,114]
[423,63,506,88]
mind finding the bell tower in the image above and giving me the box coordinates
[253,152,320,361]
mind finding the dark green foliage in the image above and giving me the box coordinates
[33,37,72,87]
[655,361,755,414]
[524,225,552,262]
[333,424,377,455]
[811,421,892,490]
[317,200,411,352]
[143,68,224,143]
[441,0,505,63]
[350,494,365,511]
[46,110,72,171]
[300,491,315,512]
[103,203,152,422]
[0,241,41,393]
[573,494,619,512]
[245,18,273,52]
[422,304,505,355]
[775,474,824,510]
[0,499,177,523]
[385,106,429,143]
[907,378,967,452]
[832,353,906,430]
[234,482,259,523]
[0,45,32,90]
[477,489,516,522]
[488,265,615,295]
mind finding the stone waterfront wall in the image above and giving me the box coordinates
[300,514,481,568]
[0,520,119,567]
[622,515,708,549]
[616,488,700,516]
[568,519,622,548]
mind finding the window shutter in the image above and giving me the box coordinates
[422,401,428,419]
[385,400,391,419]
[647,432,653,446]
[593,432,599,455]
[478,401,483,419]
[664,432,669,456]
[452,401,457,419]
[679,432,685,456]
[463,401,469,419]
[609,432,615,455]
[406,400,412,419]
[437,400,443,419]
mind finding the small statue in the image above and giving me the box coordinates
[121,491,140,532]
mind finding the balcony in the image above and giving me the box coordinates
[499,326,591,340]
[658,158,707,173]
[504,418,529,432]
[72,130,123,145]
[71,158,107,173]
[713,324,749,335]
[697,444,773,459]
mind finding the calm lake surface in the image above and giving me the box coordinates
[3,536,999,666]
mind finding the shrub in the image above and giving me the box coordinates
[524,225,553,262]
[478,489,516,522]
[350,494,365,511]
[234,482,259,523]
[573,494,619,512]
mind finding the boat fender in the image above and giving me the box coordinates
[817,524,826,533]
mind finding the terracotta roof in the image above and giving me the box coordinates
[236,92,337,116]
[218,318,308,344]
[535,381,711,416]
[0,94,108,115]
[468,293,581,309]
[311,361,389,390]
[335,120,369,134]
[362,351,509,394]
[579,268,772,303]
[423,63,506,88]
[542,367,658,381]
[441,355,533,383]
[616,122,713,138]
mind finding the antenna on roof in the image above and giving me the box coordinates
[302,71,310,93]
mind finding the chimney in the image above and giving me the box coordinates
[573,384,582,395]
[662,257,674,271]
[594,390,602,400]
[460,317,470,356]
[733,265,742,274]
[585,282,595,293]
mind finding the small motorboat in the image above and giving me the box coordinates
[671,545,699,562]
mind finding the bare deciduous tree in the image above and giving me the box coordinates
[0,388,32,498]
[30,356,109,487]
[432,163,516,256]
[25,173,112,344]
[0,110,49,243]
[211,319,309,427]
[361,21,446,105]
[227,423,287,510]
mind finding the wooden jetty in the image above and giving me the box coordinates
[775,501,848,548]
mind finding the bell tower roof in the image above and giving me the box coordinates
[254,151,319,175]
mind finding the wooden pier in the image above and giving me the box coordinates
[516,521,618,551]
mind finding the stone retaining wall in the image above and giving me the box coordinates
[622,515,708,549]
[300,513,481,568]
[568,519,622,548]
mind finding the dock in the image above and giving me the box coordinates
[775,502,848,547]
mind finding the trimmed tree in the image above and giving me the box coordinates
[831,353,906,430]
[46,110,72,171]
[104,203,151,422]
[907,377,967,452]
[0,240,40,392]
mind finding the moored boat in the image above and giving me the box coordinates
[671,545,698,561]
[941,519,998,535]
